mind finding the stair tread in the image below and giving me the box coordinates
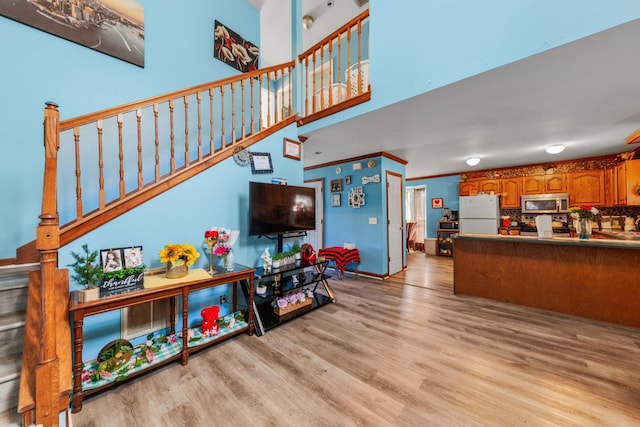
[0,312,26,332]
[0,354,21,384]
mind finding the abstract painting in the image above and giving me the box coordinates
[214,20,259,72]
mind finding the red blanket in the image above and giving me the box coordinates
[318,247,360,275]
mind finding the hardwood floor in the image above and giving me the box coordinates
[72,253,640,426]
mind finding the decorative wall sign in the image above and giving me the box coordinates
[330,179,342,192]
[332,193,341,207]
[283,138,301,160]
[348,187,365,208]
[431,198,444,209]
[0,1,145,67]
[362,174,380,184]
[250,152,273,174]
[214,20,259,72]
[99,246,145,298]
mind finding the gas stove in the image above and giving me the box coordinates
[520,214,571,236]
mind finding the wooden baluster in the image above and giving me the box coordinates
[183,96,189,167]
[312,51,317,113]
[337,31,342,88]
[169,99,175,174]
[196,92,202,161]
[97,119,105,209]
[136,109,143,190]
[209,88,214,154]
[346,26,352,97]
[357,20,363,94]
[231,81,236,144]
[303,57,309,116]
[259,74,264,130]
[288,66,293,118]
[153,106,160,182]
[250,75,255,135]
[266,75,271,127]
[220,86,226,148]
[279,69,284,121]
[117,114,125,197]
[327,42,334,105]
[241,78,246,139]
[73,127,83,220]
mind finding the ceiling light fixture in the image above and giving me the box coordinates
[545,144,565,154]
[465,157,480,166]
[302,15,314,30]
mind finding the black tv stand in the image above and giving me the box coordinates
[249,259,335,335]
[258,232,308,253]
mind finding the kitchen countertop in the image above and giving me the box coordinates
[592,229,640,241]
[456,233,640,249]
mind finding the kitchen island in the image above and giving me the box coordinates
[453,233,640,328]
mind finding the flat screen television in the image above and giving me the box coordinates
[248,181,316,236]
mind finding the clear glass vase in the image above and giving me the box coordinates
[225,251,235,271]
[576,218,592,240]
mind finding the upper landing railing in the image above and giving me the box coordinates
[297,9,370,125]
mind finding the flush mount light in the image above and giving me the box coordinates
[302,15,314,30]
[465,157,480,166]
[545,144,565,154]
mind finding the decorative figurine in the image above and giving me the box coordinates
[261,248,272,271]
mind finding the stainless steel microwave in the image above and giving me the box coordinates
[521,193,569,213]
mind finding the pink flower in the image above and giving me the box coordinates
[167,333,177,343]
[277,298,288,308]
[99,370,113,379]
[145,348,153,363]
[81,369,95,381]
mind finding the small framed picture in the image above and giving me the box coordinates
[330,179,342,192]
[250,152,273,174]
[431,197,444,209]
[283,138,301,161]
[332,193,341,207]
[124,246,144,268]
[101,249,124,273]
[345,175,352,185]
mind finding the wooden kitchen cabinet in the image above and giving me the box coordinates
[458,179,500,196]
[604,167,617,206]
[500,177,521,208]
[616,160,640,206]
[521,174,566,195]
[567,170,605,206]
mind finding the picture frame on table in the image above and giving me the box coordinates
[283,138,301,160]
[330,179,342,192]
[431,198,444,209]
[250,152,273,174]
[332,193,341,207]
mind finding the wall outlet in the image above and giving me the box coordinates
[220,295,227,304]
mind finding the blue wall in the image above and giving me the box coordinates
[0,0,260,258]
[304,154,406,276]
[407,176,460,239]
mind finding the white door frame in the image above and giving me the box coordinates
[304,178,324,251]
[387,171,404,275]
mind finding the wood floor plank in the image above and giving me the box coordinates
[72,253,640,426]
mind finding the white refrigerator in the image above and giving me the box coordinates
[459,195,500,234]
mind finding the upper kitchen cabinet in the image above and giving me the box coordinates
[500,177,521,208]
[521,173,566,195]
[568,170,605,206]
[616,160,640,206]
[603,167,617,206]
[458,179,500,196]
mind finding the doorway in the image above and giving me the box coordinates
[304,178,324,251]
[387,171,403,275]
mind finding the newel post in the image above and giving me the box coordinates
[35,101,62,426]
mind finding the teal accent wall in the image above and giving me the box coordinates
[304,154,405,276]
[407,176,460,239]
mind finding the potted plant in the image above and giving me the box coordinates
[272,252,285,269]
[68,244,103,302]
[290,240,302,260]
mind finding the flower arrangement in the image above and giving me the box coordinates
[204,227,239,258]
[158,243,200,266]
[568,205,601,221]
[271,288,314,310]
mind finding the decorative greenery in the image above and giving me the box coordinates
[102,264,146,281]
[289,240,301,254]
[68,244,103,289]
[158,243,200,266]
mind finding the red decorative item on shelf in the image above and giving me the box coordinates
[201,305,220,336]
[301,243,316,264]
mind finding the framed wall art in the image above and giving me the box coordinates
[214,20,259,72]
[345,175,352,185]
[250,152,273,174]
[431,198,444,209]
[283,138,301,161]
[0,1,145,67]
[330,179,342,192]
[332,193,341,207]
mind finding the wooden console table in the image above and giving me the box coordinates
[68,265,254,413]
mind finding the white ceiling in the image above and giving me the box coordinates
[247,1,640,178]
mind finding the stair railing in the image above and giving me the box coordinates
[297,9,370,124]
